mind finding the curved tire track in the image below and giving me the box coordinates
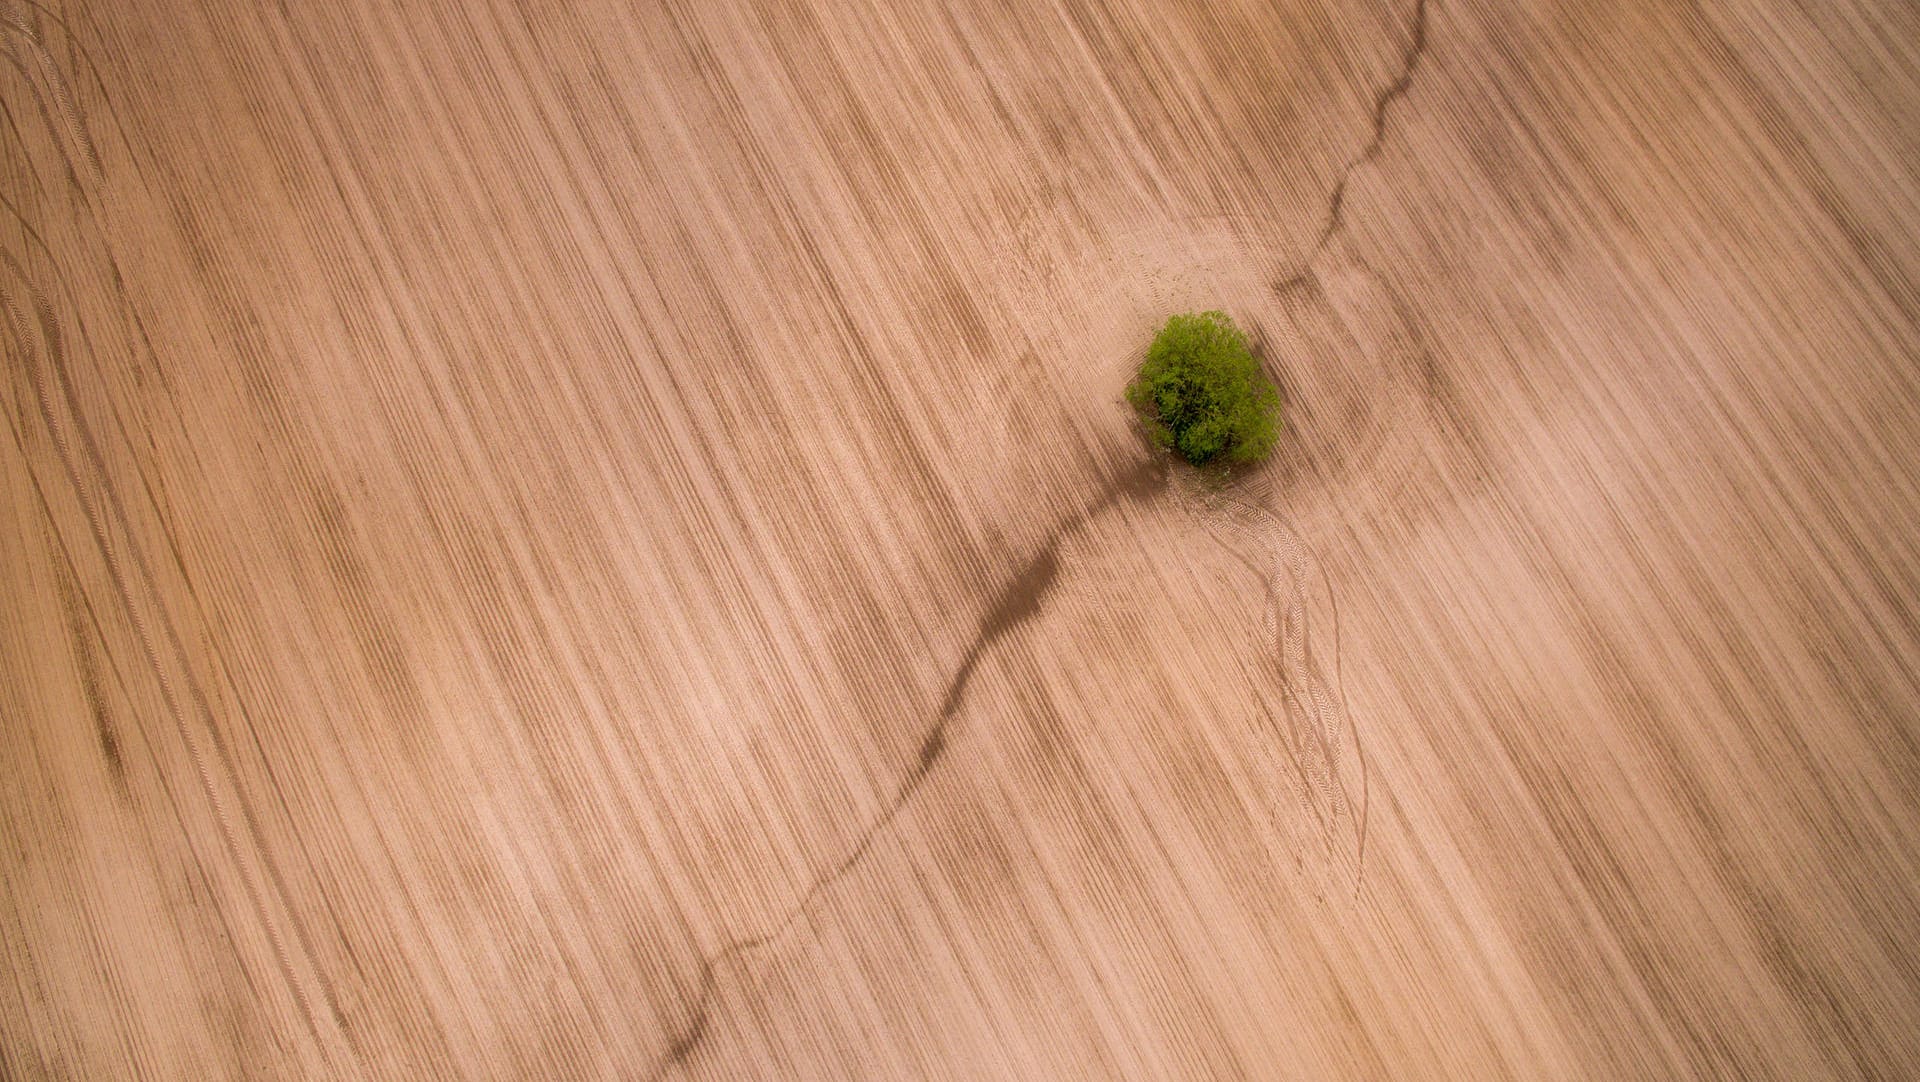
[2,2,101,186]
[1192,482,1370,898]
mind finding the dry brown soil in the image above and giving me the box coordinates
[3,0,1918,1077]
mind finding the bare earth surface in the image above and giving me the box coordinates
[4,0,1918,1077]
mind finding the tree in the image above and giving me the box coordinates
[1125,311,1282,466]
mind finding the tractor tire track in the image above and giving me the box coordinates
[2,2,100,186]
[1194,484,1370,898]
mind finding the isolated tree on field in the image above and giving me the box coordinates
[1126,311,1282,466]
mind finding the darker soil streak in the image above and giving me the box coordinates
[1276,0,1432,293]
[51,530,128,793]
[646,457,1166,1079]
[935,545,1061,722]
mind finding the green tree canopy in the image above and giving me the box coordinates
[1125,311,1282,466]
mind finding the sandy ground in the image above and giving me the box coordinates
[3,0,1918,1077]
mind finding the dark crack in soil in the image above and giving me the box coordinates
[1276,0,1433,294]
[645,456,1167,1079]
